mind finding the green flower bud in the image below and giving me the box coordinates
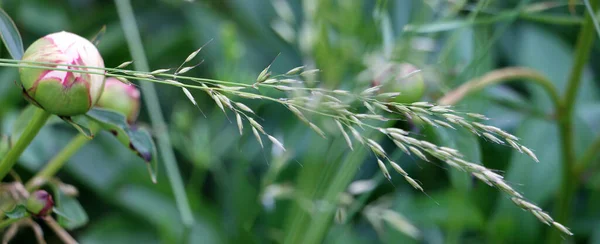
[26,190,54,217]
[96,78,141,123]
[19,31,106,116]
[383,63,426,104]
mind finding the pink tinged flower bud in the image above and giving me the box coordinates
[19,31,106,116]
[26,190,54,217]
[96,78,141,123]
[382,63,426,104]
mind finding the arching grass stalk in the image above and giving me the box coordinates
[0,52,573,235]
[0,108,51,180]
[438,67,561,108]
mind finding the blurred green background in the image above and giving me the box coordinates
[1,0,600,243]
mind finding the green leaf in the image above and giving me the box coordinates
[60,116,95,139]
[0,8,24,59]
[488,118,560,241]
[502,24,598,108]
[4,205,28,219]
[86,108,158,183]
[52,187,89,230]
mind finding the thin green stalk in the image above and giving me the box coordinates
[0,216,23,229]
[114,0,195,230]
[25,132,92,192]
[551,1,597,242]
[0,108,51,180]
[0,59,252,88]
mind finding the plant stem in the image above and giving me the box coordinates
[43,216,78,244]
[115,0,195,229]
[0,216,22,229]
[438,67,561,107]
[0,108,51,180]
[25,132,92,192]
[552,1,597,242]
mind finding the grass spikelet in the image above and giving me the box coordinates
[408,146,428,162]
[212,93,226,113]
[552,222,573,236]
[377,158,392,180]
[300,69,320,77]
[150,68,171,74]
[411,102,433,107]
[235,102,255,114]
[466,113,489,120]
[286,66,304,75]
[257,65,272,83]
[404,176,423,192]
[116,76,131,85]
[335,120,353,150]
[236,113,243,135]
[361,86,381,96]
[392,140,410,155]
[309,123,326,138]
[349,127,364,145]
[521,146,539,162]
[389,160,407,176]
[268,135,286,151]
[248,118,265,134]
[133,73,155,79]
[387,128,409,135]
[182,88,197,106]
[434,120,455,129]
[116,61,133,68]
[367,139,386,158]
[377,92,401,99]
[482,132,505,144]
[263,78,279,84]
[176,65,196,75]
[185,47,203,63]
[252,127,263,148]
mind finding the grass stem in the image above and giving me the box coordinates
[114,0,195,230]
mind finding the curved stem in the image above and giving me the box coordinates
[438,67,561,107]
[43,216,78,244]
[0,108,51,180]
[0,216,23,229]
[25,132,92,192]
[551,1,597,242]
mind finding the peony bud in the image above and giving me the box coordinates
[95,78,141,123]
[383,63,426,104]
[26,190,54,217]
[19,31,105,116]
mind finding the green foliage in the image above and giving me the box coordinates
[0,0,599,243]
[3,205,27,219]
[86,108,158,182]
[0,8,23,59]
